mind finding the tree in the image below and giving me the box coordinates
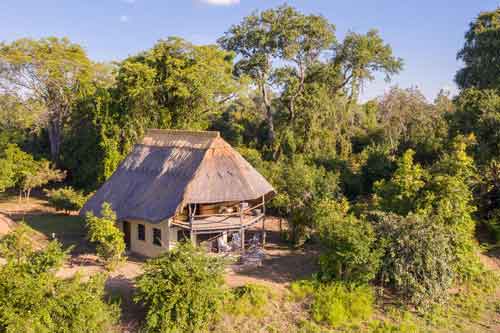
[218,7,282,145]
[332,30,403,104]
[269,155,339,243]
[377,87,445,152]
[269,5,336,124]
[448,88,500,165]
[0,157,15,193]
[0,37,94,161]
[20,160,65,200]
[85,202,125,269]
[0,94,43,149]
[455,8,500,90]
[0,144,64,199]
[374,149,427,216]
[45,186,89,214]
[373,213,454,309]
[115,37,237,137]
[135,242,225,333]
[314,198,382,283]
[219,5,401,157]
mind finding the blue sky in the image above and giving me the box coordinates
[0,0,498,101]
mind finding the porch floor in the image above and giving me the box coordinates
[172,213,265,234]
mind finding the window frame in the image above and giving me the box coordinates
[137,224,145,241]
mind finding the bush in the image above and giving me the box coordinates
[290,280,374,328]
[85,202,125,269]
[45,186,88,213]
[0,226,120,332]
[310,282,373,328]
[135,242,225,333]
[289,279,317,301]
[225,283,273,318]
[314,198,382,283]
[373,213,454,308]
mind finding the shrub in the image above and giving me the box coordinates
[225,283,273,318]
[289,279,317,301]
[373,213,454,308]
[85,202,125,269]
[0,226,120,332]
[45,186,89,213]
[135,242,225,333]
[314,198,382,283]
[0,223,67,273]
[310,283,374,328]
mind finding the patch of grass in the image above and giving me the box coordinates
[311,283,374,328]
[225,283,275,318]
[22,213,85,236]
[289,279,317,301]
[421,268,500,332]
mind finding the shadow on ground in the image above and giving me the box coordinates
[106,274,146,332]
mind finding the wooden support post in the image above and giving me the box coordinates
[261,195,266,247]
[240,202,245,254]
[189,204,195,246]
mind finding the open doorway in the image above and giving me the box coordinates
[122,221,131,250]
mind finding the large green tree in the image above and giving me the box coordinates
[0,37,95,161]
[115,37,237,136]
[455,8,500,90]
[219,5,402,157]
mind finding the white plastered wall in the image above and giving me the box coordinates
[122,219,170,257]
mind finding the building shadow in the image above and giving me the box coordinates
[106,274,146,332]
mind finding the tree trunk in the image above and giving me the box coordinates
[47,110,63,162]
[288,62,305,124]
[260,82,275,144]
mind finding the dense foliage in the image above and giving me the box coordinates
[291,280,374,328]
[135,243,225,333]
[314,198,382,283]
[373,213,454,308]
[85,202,125,269]
[0,144,65,199]
[0,3,499,329]
[0,225,119,332]
[45,186,89,213]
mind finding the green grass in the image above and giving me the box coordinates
[225,283,275,318]
[22,213,85,236]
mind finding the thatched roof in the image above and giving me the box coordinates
[80,129,275,223]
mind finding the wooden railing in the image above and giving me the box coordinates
[171,201,265,232]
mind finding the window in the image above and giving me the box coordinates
[138,224,145,241]
[153,228,162,246]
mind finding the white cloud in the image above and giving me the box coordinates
[120,15,129,23]
[200,0,240,6]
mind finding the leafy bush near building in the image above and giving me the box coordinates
[135,242,225,333]
[85,202,125,269]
